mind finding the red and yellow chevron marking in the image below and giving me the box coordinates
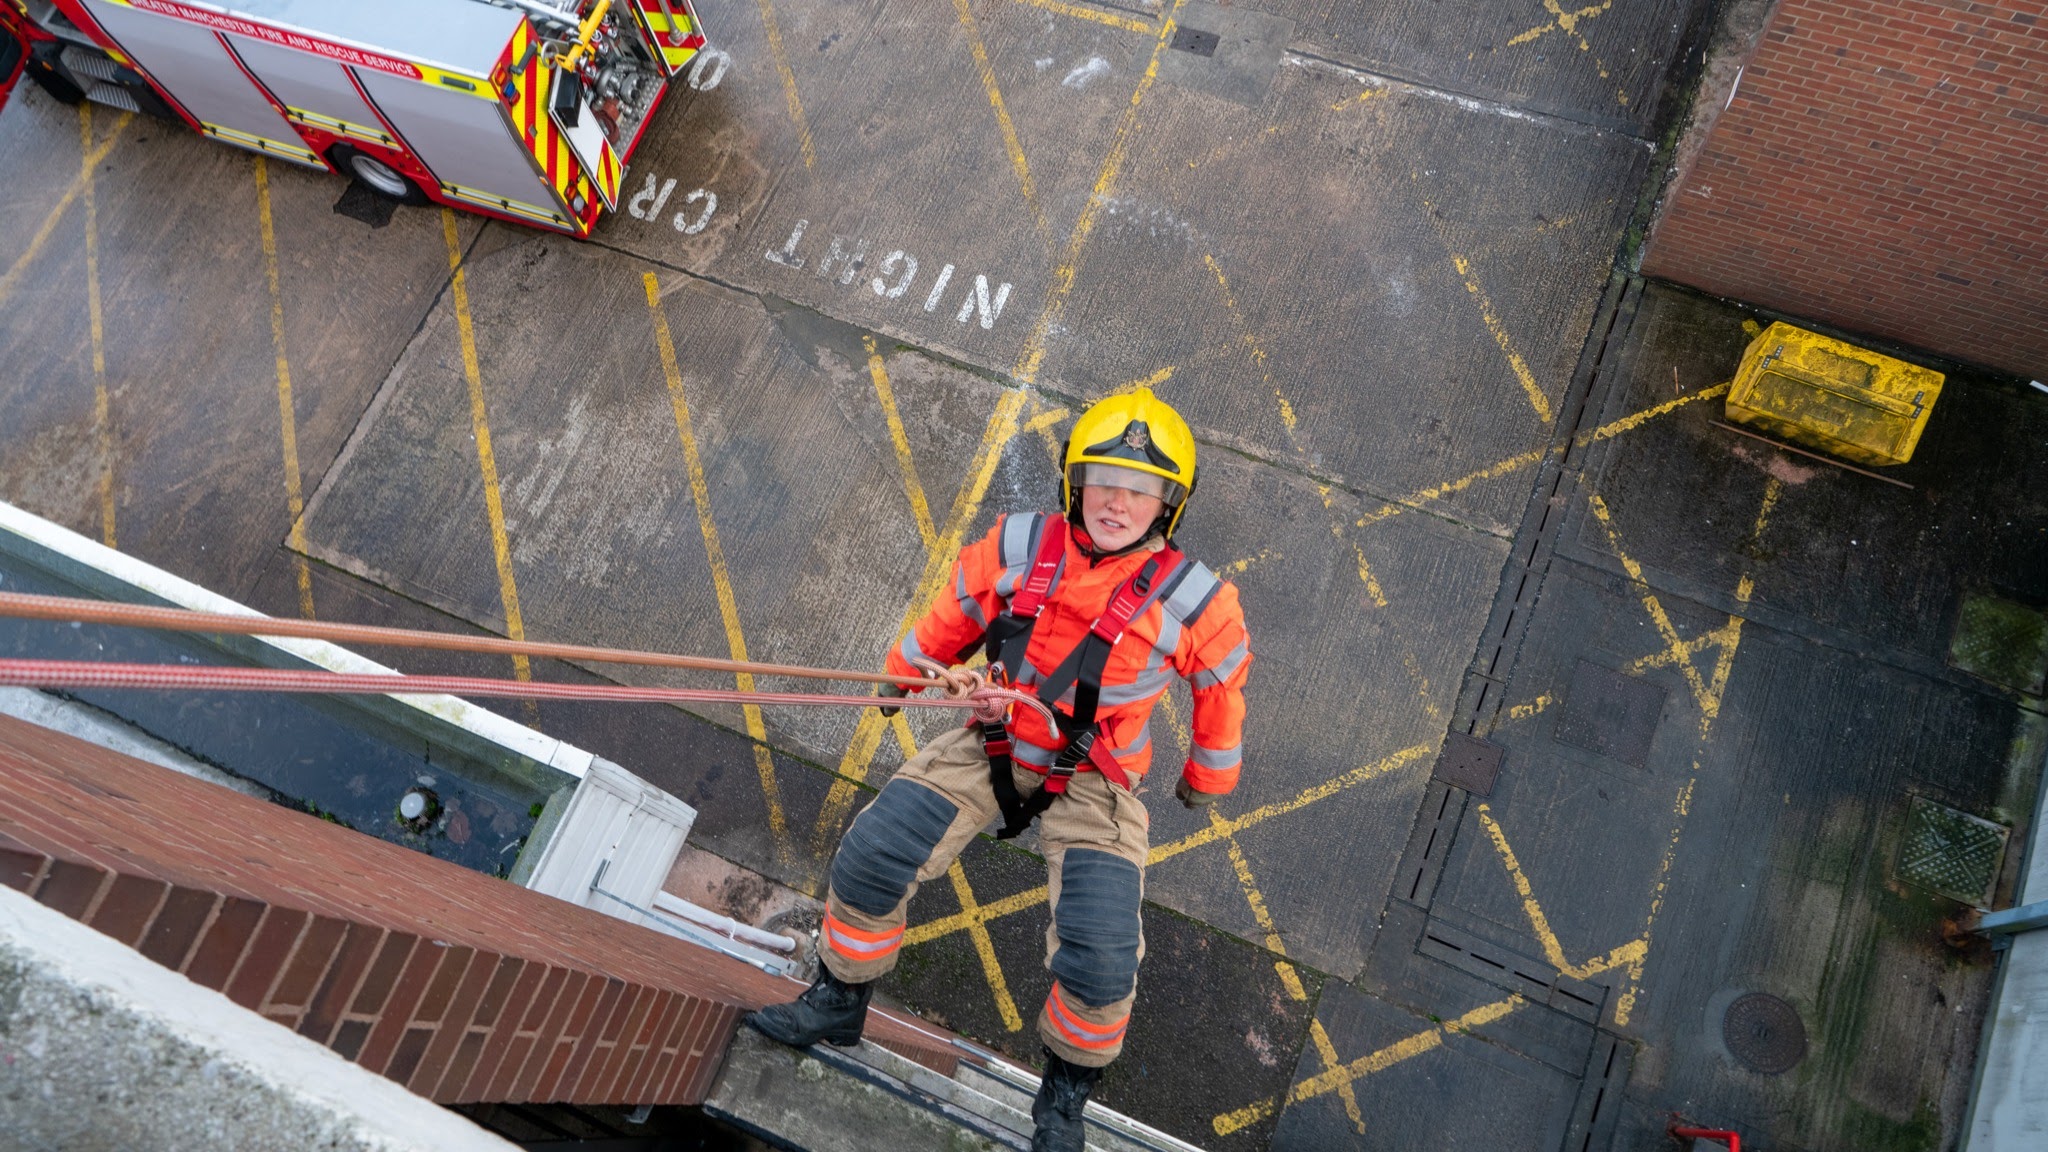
[633,0,705,74]
[499,17,594,231]
[589,133,622,209]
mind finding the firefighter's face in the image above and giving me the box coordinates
[1081,484,1165,551]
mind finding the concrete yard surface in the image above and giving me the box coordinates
[2,0,2042,1148]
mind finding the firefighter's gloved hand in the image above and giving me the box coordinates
[1175,776,1224,810]
[876,683,910,718]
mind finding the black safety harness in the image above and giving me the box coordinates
[972,516,1193,839]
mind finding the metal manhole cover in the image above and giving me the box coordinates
[1896,796,2009,904]
[1723,993,1806,1074]
[1432,732,1503,796]
[1948,593,2048,695]
[1170,26,1220,56]
[1553,660,1667,769]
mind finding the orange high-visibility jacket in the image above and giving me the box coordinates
[885,512,1251,794]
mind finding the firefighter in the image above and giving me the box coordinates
[747,387,1250,1151]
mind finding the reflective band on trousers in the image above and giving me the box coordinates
[823,912,904,960]
[1045,982,1128,1050]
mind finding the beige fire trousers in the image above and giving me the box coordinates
[818,725,1150,1067]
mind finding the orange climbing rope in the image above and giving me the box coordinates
[0,592,1049,724]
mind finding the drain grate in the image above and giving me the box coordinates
[1554,660,1666,769]
[1948,593,2048,695]
[1896,796,2008,904]
[1170,26,1220,56]
[1723,992,1805,1074]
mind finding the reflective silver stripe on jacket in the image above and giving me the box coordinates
[1190,741,1241,769]
[954,568,988,627]
[897,631,930,667]
[1190,640,1249,689]
[1096,667,1176,706]
[1110,722,1152,758]
[995,512,1045,599]
[1013,740,1060,768]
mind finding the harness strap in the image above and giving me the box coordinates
[975,515,1188,838]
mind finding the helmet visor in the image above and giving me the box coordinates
[1070,463,1187,506]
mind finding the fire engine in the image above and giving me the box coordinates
[0,0,707,236]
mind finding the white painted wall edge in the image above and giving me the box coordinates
[0,884,517,1151]
[1961,735,2048,1150]
[0,498,591,779]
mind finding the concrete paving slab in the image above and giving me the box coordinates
[1260,0,1711,133]
[1264,979,1582,1151]
[599,3,1648,532]
[0,88,476,601]
[1019,58,1649,531]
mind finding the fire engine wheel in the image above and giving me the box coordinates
[330,145,429,206]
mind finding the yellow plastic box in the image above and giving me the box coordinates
[1724,322,1944,466]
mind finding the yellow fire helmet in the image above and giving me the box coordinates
[1061,386,1198,539]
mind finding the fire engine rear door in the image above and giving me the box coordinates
[550,90,622,212]
[0,17,25,116]
[79,0,321,165]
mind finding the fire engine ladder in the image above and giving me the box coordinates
[708,1025,1210,1152]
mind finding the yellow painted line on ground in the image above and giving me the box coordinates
[1329,87,1388,112]
[1012,0,1152,34]
[954,0,1044,233]
[1479,804,1656,985]
[1213,994,1524,1136]
[0,111,132,311]
[865,336,938,552]
[1215,810,1366,1133]
[1201,252,1299,436]
[1505,693,1552,721]
[947,860,1026,1031]
[905,881,1049,946]
[1117,366,1174,394]
[812,389,1031,845]
[1315,485,1389,608]
[254,158,315,619]
[1615,774,1691,1027]
[442,212,534,693]
[753,0,817,169]
[1149,742,1432,866]
[1508,0,1615,49]
[79,106,116,548]
[1614,478,1776,1025]
[1451,254,1553,424]
[1221,549,1280,576]
[1351,380,1737,531]
[645,272,791,851]
[1014,0,1189,383]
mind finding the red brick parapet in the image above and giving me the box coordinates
[1643,0,2048,379]
[0,713,955,1105]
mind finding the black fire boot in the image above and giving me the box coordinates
[1030,1047,1103,1152]
[744,967,873,1048]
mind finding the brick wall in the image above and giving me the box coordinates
[1642,0,2048,379]
[0,713,954,1105]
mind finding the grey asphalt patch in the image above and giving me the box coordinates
[1155,3,1295,109]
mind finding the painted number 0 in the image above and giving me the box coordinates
[687,47,731,91]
